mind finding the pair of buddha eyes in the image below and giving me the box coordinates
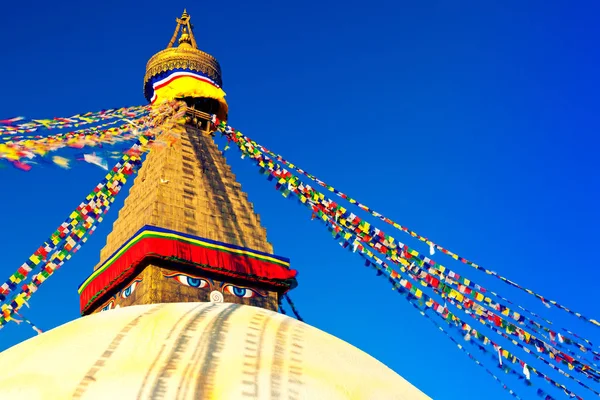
[101,272,263,312]
[101,279,142,311]
[165,273,263,299]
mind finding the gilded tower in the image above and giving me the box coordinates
[78,10,297,315]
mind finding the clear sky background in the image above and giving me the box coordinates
[0,1,599,399]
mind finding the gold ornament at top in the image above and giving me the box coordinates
[144,10,223,96]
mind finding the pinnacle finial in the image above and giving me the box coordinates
[166,10,197,49]
[179,27,192,47]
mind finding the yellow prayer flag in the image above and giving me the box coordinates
[15,295,25,307]
[29,255,41,265]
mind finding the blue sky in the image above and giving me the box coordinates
[1,1,599,399]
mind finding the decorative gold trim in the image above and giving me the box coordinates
[144,48,222,88]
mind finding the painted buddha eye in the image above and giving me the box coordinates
[101,300,115,312]
[223,285,261,298]
[165,273,209,288]
[121,279,142,299]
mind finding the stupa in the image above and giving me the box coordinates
[0,11,430,400]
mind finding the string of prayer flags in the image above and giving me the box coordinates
[0,155,136,325]
[395,257,600,390]
[0,118,149,169]
[0,105,150,135]
[211,118,599,354]
[1,139,159,325]
[379,251,529,399]
[404,294,526,399]
[400,255,600,368]
[311,186,600,392]
[323,208,595,398]
[281,162,587,398]
[216,119,597,399]
[268,150,600,386]
[13,311,43,335]
[219,120,591,360]
[0,106,167,303]
[211,116,600,331]
[0,117,133,144]
[0,101,185,328]
[295,183,600,369]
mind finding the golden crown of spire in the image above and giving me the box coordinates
[143,10,223,96]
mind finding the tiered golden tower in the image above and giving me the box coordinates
[78,10,297,315]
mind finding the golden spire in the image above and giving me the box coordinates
[167,9,197,49]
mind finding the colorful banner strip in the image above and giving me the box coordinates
[0,101,185,329]
[216,120,598,399]
[0,105,150,134]
[405,294,527,399]
[244,140,600,390]
[0,117,131,143]
[212,117,600,331]
[0,157,137,327]
[13,311,43,335]
[312,195,592,399]
[264,160,584,399]
[294,179,600,374]
[0,118,147,169]
[0,105,173,304]
[212,119,598,358]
